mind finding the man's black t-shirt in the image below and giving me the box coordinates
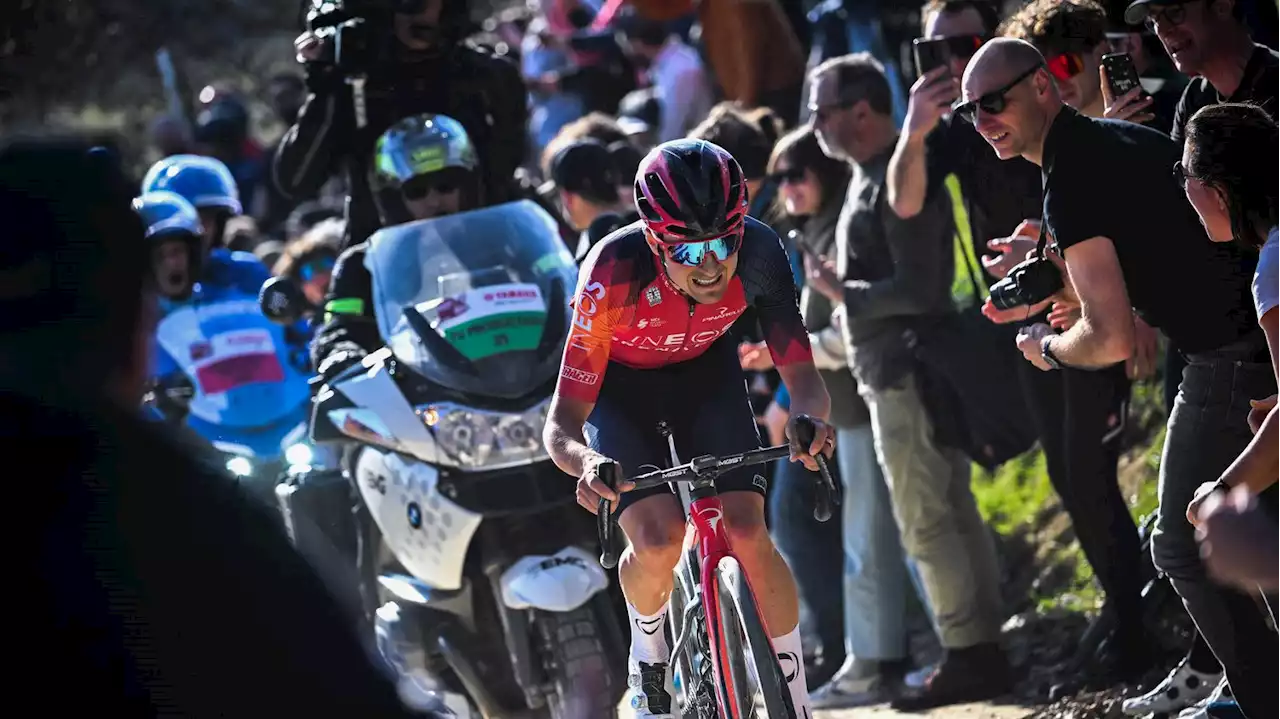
[14,391,416,716]
[927,116,1044,283]
[1041,107,1258,353]
[1171,43,1279,144]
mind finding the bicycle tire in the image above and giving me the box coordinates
[712,556,797,719]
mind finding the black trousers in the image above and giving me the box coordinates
[1017,360,1145,628]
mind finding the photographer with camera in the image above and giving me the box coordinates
[962,38,1277,719]
[275,0,527,250]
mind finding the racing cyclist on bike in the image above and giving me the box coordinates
[543,139,835,718]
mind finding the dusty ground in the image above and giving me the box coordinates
[817,701,1033,718]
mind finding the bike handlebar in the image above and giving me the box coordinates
[595,417,839,569]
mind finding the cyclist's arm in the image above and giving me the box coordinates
[747,225,829,422]
[544,265,623,478]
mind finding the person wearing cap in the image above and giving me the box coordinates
[545,139,635,260]
[0,136,425,718]
[312,114,484,377]
[1121,0,1277,144]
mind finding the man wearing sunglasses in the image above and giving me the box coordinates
[808,51,1011,711]
[544,138,835,719]
[310,114,483,376]
[962,38,1277,719]
[1123,0,1277,145]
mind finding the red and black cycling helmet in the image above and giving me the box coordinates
[633,139,748,243]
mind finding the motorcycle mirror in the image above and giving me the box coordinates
[259,276,307,325]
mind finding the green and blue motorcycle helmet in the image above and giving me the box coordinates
[369,113,483,225]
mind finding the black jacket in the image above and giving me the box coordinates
[274,44,528,248]
[312,241,380,374]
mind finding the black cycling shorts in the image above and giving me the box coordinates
[584,337,768,517]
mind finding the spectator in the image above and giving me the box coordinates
[1180,104,1278,523]
[697,0,807,124]
[1123,0,1278,143]
[607,140,644,201]
[616,8,713,143]
[543,140,636,259]
[961,38,1277,719]
[687,103,775,216]
[803,0,910,125]
[521,0,593,153]
[259,72,310,238]
[275,217,344,312]
[807,53,1009,711]
[748,126,923,708]
[617,87,662,150]
[284,199,345,244]
[1103,23,1188,133]
[540,111,631,178]
[0,136,417,717]
[277,0,528,248]
[149,113,193,159]
[194,96,267,218]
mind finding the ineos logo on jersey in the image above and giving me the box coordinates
[617,328,729,351]
[572,280,607,334]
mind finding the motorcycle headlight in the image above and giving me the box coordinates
[285,442,314,468]
[416,399,550,470]
[226,456,254,477]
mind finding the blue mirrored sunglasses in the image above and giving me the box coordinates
[664,231,743,267]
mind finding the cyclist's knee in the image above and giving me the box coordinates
[721,493,771,556]
[621,502,685,573]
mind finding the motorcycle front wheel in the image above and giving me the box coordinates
[538,604,620,718]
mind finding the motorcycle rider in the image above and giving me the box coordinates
[142,154,272,298]
[312,113,484,376]
[276,0,527,248]
[543,139,836,718]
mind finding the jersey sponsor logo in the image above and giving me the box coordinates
[191,328,285,395]
[572,280,607,334]
[635,317,667,330]
[561,366,599,385]
[617,328,729,350]
[644,285,662,306]
[702,305,744,323]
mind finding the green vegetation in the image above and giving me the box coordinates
[971,377,1167,615]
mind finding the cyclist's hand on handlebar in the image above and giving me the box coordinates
[576,454,635,514]
[785,415,836,471]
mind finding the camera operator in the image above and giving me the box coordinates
[275,0,527,250]
[961,38,1277,718]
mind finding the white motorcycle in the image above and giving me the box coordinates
[265,201,626,718]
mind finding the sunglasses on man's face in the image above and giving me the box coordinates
[769,167,807,185]
[939,34,989,58]
[1145,0,1196,29]
[299,256,336,283]
[659,229,744,268]
[1046,52,1085,83]
[952,63,1042,124]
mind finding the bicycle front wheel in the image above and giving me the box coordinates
[711,556,797,719]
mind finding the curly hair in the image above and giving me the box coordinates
[273,217,344,280]
[1185,103,1279,249]
[999,0,1107,58]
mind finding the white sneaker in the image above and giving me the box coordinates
[1121,658,1222,716]
[1175,678,1235,719]
[809,659,888,709]
[626,658,676,718]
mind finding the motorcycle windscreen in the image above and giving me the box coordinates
[366,201,578,400]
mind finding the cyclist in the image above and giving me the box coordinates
[543,138,835,718]
[313,114,485,376]
[141,154,270,298]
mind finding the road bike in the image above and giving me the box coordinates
[595,417,838,718]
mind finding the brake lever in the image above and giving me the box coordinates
[793,415,839,523]
[595,461,621,569]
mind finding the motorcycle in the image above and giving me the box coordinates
[151,281,325,503]
[263,201,626,718]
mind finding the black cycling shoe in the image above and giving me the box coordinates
[890,642,1012,712]
[627,660,674,717]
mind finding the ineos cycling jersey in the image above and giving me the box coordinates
[557,216,813,404]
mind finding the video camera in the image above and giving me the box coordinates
[304,0,467,72]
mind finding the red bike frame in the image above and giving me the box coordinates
[687,493,776,718]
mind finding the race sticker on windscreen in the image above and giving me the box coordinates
[431,282,548,361]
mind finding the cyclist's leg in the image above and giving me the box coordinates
[585,361,686,716]
[677,338,810,713]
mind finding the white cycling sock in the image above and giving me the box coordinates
[773,625,811,718]
[627,600,671,665]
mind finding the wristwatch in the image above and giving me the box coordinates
[1040,335,1064,370]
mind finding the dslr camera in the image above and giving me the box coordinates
[987,255,1064,311]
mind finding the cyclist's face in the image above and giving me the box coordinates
[152,239,192,299]
[652,231,741,304]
